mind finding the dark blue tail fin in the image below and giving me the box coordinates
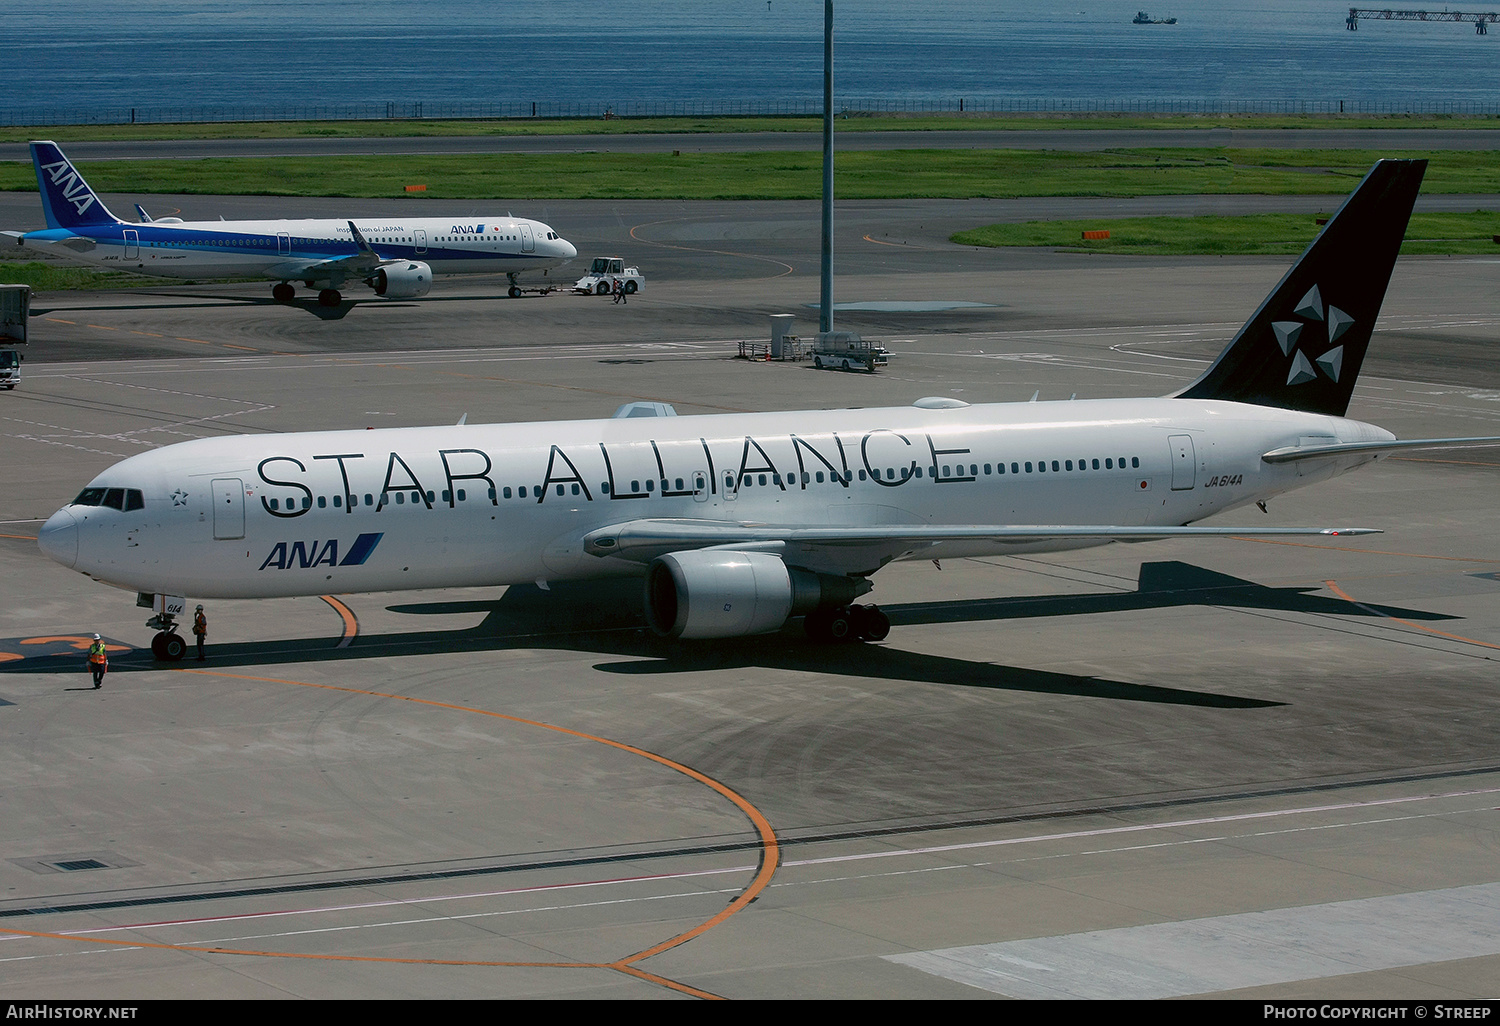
[30,141,122,229]
[1175,159,1426,417]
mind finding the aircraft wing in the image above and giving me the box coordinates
[582,519,1379,567]
[1262,436,1500,465]
[268,221,400,280]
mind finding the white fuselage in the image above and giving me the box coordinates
[24,215,577,286]
[38,398,1394,601]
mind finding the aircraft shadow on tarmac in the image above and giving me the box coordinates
[5,562,1457,710]
[35,295,379,322]
[33,287,555,322]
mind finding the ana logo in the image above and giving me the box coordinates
[39,158,97,218]
[1272,284,1353,387]
[450,224,485,235]
[259,532,382,571]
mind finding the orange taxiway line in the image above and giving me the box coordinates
[318,595,358,648]
[2,665,767,998]
[1324,580,1500,652]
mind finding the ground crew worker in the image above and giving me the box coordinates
[192,604,207,661]
[612,277,626,304]
[86,634,107,689]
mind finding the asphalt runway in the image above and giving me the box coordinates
[1,198,1498,998]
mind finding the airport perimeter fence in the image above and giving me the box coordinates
[6,96,1500,127]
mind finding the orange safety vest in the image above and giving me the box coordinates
[193,612,206,637]
[87,642,107,665]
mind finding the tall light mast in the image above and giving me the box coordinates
[819,0,834,335]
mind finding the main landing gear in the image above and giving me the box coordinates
[804,604,890,644]
[271,282,342,306]
[145,611,188,661]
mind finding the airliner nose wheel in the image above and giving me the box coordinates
[272,282,295,302]
[317,288,342,307]
[150,630,187,661]
[804,604,890,643]
[508,285,522,298]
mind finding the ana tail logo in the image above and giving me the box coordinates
[39,158,97,219]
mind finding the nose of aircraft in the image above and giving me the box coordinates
[557,236,577,262]
[38,507,78,569]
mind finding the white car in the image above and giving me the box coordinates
[0,349,20,389]
[573,257,644,295]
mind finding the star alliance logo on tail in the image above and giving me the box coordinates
[1271,284,1354,387]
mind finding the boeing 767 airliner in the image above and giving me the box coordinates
[35,159,1500,657]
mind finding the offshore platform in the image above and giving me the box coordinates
[1347,8,1498,34]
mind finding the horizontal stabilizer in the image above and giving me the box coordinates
[1262,436,1500,464]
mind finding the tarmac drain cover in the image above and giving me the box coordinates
[10,851,140,874]
[54,859,109,872]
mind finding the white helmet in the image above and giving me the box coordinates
[92,633,101,640]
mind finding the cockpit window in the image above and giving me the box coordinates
[72,487,144,511]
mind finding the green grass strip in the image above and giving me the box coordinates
[952,211,1500,256]
[1,148,1497,201]
[3,111,1498,144]
[0,261,164,290]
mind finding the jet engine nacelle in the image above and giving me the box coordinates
[370,261,432,299]
[644,550,863,639]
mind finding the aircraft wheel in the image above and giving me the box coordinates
[272,282,295,302]
[318,288,341,307]
[595,281,611,295]
[152,631,187,661]
[826,607,855,642]
[508,285,522,298]
[858,605,890,642]
[623,279,638,294]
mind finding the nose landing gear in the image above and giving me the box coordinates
[145,611,188,661]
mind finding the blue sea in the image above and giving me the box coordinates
[4,1,1498,122]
